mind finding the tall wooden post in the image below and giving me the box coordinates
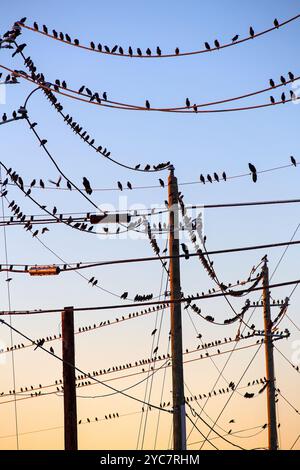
[262,259,278,450]
[62,306,78,450]
[168,166,186,450]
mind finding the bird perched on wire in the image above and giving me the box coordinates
[274,18,279,28]
[249,26,255,38]
[291,156,297,167]
[280,75,286,85]
[127,181,132,190]
[34,339,45,350]
[288,71,295,81]
[159,178,164,188]
[83,177,92,195]
[200,174,205,184]
[117,181,123,191]
[270,95,275,104]
[49,176,62,187]
[248,163,257,183]
[214,39,220,49]
[121,291,128,299]
[181,243,189,259]
[232,34,239,42]
[145,100,150,109]
[12,43,26,58]
[269,78,275,88]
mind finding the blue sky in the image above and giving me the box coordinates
[0,0,299,450]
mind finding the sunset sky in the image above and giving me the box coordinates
[0,0,299,450]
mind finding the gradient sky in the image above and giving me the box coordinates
[0,0,299,450]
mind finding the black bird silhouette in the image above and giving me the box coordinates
[151,328,157,336]
[291,156,297,167]
[159,178,164,187]
[40,139,47,147]
[42,227,49,234]
[229,419,235,423]
[42,25,48,34]
[127,181,132,190]
[232,34,239,42]
[207,174,213,183]
[33,22,39,31]
[274,18,279,28]
[222,171,227,181]
[34,339,45,350]
[269,78,275,88]
[50,346,54,354]
[83,177,92,195]
[200,174,205,184]
[53,30,58,38]
[121,292,128,299]
[118,181,123,191]
[288,71,295,81]
[119,46,124,54]
[65,34,71,42]
[49,176,61,187]
[145,100,150,109]
[128,46,133,56]
[186,98,190,108]
[137,48,142,56]
[248,163,257,182]
[175,47,180,55]
[157,46,161,56]
[193,104,198,113]
[270,95,275,104]
[146,48,151,56]
[281,92,286,103]
[39,179,45,188]
[103,92,107,101]
[204,42,211,50]
[249,26,255,37]
[280,75,286,85]
[214,172,219,182]
[214,40,220,48]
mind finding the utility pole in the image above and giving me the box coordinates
[62,306,78,450]
[168,166,186,450]
[262,258,278,450]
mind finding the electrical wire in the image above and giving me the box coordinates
[0,318,173,414]
[16,14,300,58]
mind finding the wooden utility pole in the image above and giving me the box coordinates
[262,258,278,450]
[168,166,186,450]
[62,306,78,450]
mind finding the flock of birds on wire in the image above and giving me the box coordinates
[11,17,284,58]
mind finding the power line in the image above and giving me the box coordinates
[0,278,299,316]
[9,66,300,113]
[0,318,174,414]
[14,59,300,111]
[1,238,300,273]
[16,13,300,58]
